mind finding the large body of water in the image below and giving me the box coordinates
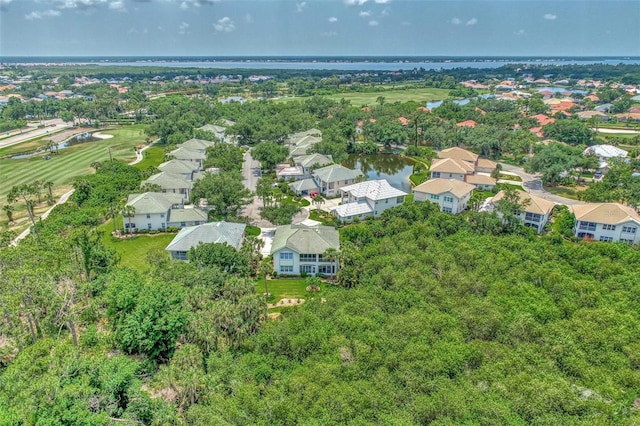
[3,57,640,71]
[343,154,414,193]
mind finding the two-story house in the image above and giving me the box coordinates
[179,138,217,153]
[165,221,246,261]
[412,178,475,214]
[571,203,640,243]
[124,192,208,232]
[271,224,339,276]
[330,179,408,222]
[491,190,555,233]
[294,153,334,177]
[430,158,475,181]
[168,147,207,169]
[158,159,201,180]
[312,164,364,197]
[141,172,193,202]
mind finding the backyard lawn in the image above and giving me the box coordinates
[256,277,336,307]
[133,146,165,170]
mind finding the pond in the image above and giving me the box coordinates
[343,153,415,193]
[426,94,494,110]
[11,132,102,159]
[536,87,588,95]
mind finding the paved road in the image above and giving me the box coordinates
[242,149,261,192]
[0,119,70,149]
[499,162,585,206]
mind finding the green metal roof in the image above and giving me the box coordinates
[271,224,339,254]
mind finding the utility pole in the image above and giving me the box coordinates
[108,146,115,177]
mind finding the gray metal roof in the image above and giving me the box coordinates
[143,172,192,190]
[179,139,217,151]
[169,147,206,160]
[126,192,184,214]
[165,222,246,252]
[295,153,333,169]
[289,178,319,193]
[167,208,208,224]
[313,164,364,183]
[271,224,339,254]
[158,159,200,175]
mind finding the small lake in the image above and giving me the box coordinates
[426,94,494,110]
[11,132,101,159]
[536,87,588,95]
[343,153,415,193]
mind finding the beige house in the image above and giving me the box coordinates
[413,178,475,214]
[571,203,640,243]
[436,147,498,174]
[465,174,497,191]
[430,158,475,181]
[491,190,555,233]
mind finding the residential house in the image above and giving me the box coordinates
[286,129,323,157]
[430,158,475,181]
[198,124,235,144]
[276,166,306,181]
[412,178,475,214]
[456,120,477,128]
[142,172,193,202]
[437,147,497,174]
[168,147,206,168]
[179,138,217,152]
[165,221,246,261]
[158,159,201,180]
[571,203,640,243]
[166,208,209,229]
[330,179,408,222]
[312,164,364,197]
[294,153,333,177]
[271,224,339,276]
[124,192,184,232]
[289,178,320,197]
[465,174,497,191]
[582,144,628,171]
[491,190,555,233]
[475,158,498,174]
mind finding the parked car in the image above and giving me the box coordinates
[594,171,603,180]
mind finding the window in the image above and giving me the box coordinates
[124,222,136,229]
[599,236,614,242]
[280,265,294,273]
[180,222,186,227]
[385,199,389,204]
[442,207,453,213]
[173,251,188,260]
[299,254,317,262]
[161,223,165,228]
[578,221,597,231]
[602,224,616,231]
[319,265,334,274]
[279,252,293,260]
[160,214,165,218]
[146,214,151,219]
[443,196,453,203]
[620,238,634,244]
[397,196,404,204]
[147,223,152,229]
[623,226,637,234]
[301,265,316,274]
[194,221,200,225]
[525,212,542,222]
[430,194,440,200]
[432,172,441,178]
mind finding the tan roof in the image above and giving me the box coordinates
[430,158,475,174]
[492,190,555,215]
[571,203,640,225]
[465,174,496,185]
[477,158,497,170]
[413,178,475,198]
[438,147,478,163]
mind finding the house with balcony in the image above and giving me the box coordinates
[312,164,364,197]
[123,192,208,232]
[165,221,246,261]
[330,179,408,222]
[141,172,193,202]
[412,178,475,214]
[490,190,555,233]
[294,153,333,177]
[271,224,339,276]
[571,203,640,243]
[158,159,202,179]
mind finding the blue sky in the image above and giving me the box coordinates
[1,0,639,57]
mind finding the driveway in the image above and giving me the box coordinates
[499,162,585,206]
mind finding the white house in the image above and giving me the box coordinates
[312,164,364,197]
[165,221,246,261]
[571,203,640,243]
[491,190,555,233]
[168,147,206,168]
[412,178,475,214]
[141,172,193,202]
[294,153,333,177]
[330,179,407,222]
[271,224,339,276]
[582,144,628,171]
[124,192,208,232]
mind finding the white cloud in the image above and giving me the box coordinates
[321,31,338,37]
[515,29,525,36]
[451,17,461,25]
[25,9,61,20]
[244,13,253,23]
[109,1,125,11]
[52,0,108,10]
[178,0,217,9]
[466,17,477,25]
[157,26,164,31]
[359,10,371,17]
[296,1,306,12]
[214,16,235,32]
[381,7,389,16]
[344,0,368,6]
[328,16,338,23]
[178,21,189,35]
[544,13,557,20]
[368,20,378,26]
[374,0,391,3]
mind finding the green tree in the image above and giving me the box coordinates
[191,171,252,220]
[252,141,289,170]
[122,205,136,234]
[204,143,244,171]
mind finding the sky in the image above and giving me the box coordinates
[0,0,639,57]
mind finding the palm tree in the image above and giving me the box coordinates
[258,261,272,298]
[44,181,54,204]
[32,180,43,204]
[122,205,136,234]
[312,194,325,212]
[322,247,339,283]
[106,203,121,235]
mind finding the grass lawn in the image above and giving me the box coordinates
[133,146,165,170]
[324,87,451,105]
[100,219,176,271]
[0,134,53,158]
[256,277,335,307]
[0,125,147,226]
[545,186,583,200]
